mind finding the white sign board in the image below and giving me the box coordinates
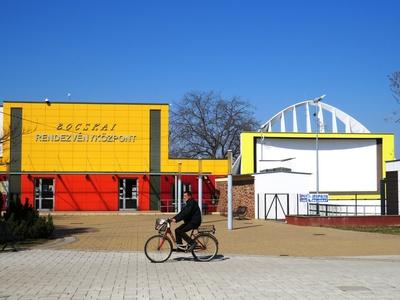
[299,194,329,202]
[256,138,378,192]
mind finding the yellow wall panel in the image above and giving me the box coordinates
[162,159,228,175]
[1,101,227,176]
[2,102,169,173]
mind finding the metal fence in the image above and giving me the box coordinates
[256,193,384,219]
[160,198,218,214]
[308,203,381,216]
[256,193,290,220]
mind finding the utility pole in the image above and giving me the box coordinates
[198,157,203,214]
[177,162,182,212]
[313,95,325,215]
[227,150,233,230]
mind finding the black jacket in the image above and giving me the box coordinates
[174,198,202,226]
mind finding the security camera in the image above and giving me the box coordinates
[45,98,50,105]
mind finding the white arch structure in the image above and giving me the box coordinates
[259,100,370,133]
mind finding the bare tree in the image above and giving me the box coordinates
[386,71,400,123]
[169,91,259,159]
[0,124,37,170]
[389,71,400,102]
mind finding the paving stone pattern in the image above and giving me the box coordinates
[46,214,400,256]
[1,249,400,299]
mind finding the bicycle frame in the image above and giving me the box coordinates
[157,220,209,251]
[157,222,176,250]
[145,219,218,263]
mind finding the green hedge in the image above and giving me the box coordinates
[1,197,54,241]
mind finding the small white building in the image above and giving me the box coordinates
[254,170,310,220]
[235,99,395,219]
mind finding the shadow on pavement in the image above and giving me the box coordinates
[1,237,59,252]
[1,225,95,252]
[0,246,18,252]
[52,226,97,239]
[202,218,226,224]
[172,254,228,262]
[233,225,263,230]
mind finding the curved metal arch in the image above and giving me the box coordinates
[259,100,370,133]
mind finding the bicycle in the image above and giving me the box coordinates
[144,218,218,263]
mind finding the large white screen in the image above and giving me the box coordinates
[256,138,378,192]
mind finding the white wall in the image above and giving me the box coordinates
[254,172,311,219]
[256,138,378,192]
[386,160,400,172]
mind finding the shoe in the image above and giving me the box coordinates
[188,241,198,252]
[176,244,188,252]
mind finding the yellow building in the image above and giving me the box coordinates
[0,101,228,211]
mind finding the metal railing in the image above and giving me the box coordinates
[308,203,381,216]
[255,193,384,219]
[160,198,219,214]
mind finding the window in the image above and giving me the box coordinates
[34,178,54,210]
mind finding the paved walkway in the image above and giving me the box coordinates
[2,214,400,299]
[38,214,400,256]
[1,249,400,299]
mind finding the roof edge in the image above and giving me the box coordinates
[3,100,170,106]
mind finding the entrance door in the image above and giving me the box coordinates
[34,178,55,210]
[386,171,399,215]
[119,178,138,210]
[171,182,192,212]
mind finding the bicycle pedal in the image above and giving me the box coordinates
[176,245,188,252]
[174,248,186,253]
[187,242,198,252]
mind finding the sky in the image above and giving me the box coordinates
[1,0,400,154]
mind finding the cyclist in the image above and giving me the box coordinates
[170,191,201,251]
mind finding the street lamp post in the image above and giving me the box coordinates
[177,162,182,212]
[198,157,203,214]
[313,95,325,215]
[227,150,233,230]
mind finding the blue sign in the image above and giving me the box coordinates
[299,194,329,202]
[299,194,309,202]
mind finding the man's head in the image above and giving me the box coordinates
[183,191,192,201]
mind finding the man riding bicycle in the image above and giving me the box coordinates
[171,191,201,251]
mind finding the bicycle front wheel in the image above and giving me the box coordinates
[191,233,218,262]
[144,234,173,263]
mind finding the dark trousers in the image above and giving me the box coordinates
[175,223,198,245]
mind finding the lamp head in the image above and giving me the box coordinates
[313,94,326,103]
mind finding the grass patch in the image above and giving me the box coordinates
[331,225,400,235]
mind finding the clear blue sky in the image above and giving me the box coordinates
[1,0,400,155]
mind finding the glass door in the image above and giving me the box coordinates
[34,178,55,210]
[119,178,138,210]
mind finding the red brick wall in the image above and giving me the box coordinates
[286,215,400,226]
[216,179,254,218]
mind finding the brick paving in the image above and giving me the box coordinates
[1,213,400,299]
[39,213,400,256]
[1,249,400,299]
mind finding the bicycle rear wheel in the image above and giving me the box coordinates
[191,233,218,262]
[144,234,173,263]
